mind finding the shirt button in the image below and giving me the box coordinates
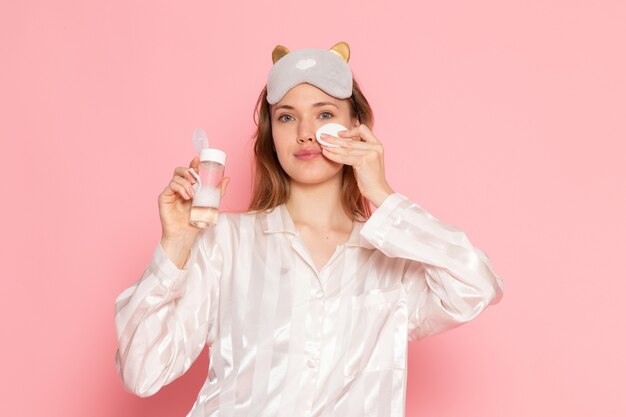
[307,359,317,368]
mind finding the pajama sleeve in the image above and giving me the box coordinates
[360,193,504,342]
[114,219,226,397]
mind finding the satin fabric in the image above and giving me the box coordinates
[115,193,504,416]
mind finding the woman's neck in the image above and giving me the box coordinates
[285,176,352,231]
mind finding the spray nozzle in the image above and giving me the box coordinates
[189,128,209,192]
[192,127,209,154]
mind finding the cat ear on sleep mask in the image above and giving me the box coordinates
[266,41,353,105]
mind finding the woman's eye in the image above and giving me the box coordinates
[320,112,333,119]
[278,114,293,122]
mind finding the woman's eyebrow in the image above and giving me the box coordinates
[272,101,339,114]
[312,101,339,109]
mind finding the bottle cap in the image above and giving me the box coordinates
[199,148,226,165]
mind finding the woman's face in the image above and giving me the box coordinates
[269,83,358,186]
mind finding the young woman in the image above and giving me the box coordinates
[115,41,504,417]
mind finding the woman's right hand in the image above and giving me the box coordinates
[158,156,230,246]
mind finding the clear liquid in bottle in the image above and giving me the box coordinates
[190,206,219,228]
[189,185,221,228]
[189,128,226,229]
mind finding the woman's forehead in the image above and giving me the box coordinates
[271,84,348,111]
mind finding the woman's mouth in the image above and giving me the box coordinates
[294,150,322,160]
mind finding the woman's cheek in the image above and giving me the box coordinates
[275,147,291,170]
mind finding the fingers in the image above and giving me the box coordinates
[167,179,192,200]
[168,158,229,201]
[173,174,196,196]
[321,147,367,166]
[337,124,380,144]
[320,134,378,150]
[187,156,200,177]
[321,135,383,167]
[321,149,348,165]
[320,125,384,166]
[168,163,198,200]
[167,175,194,200]
[174,166,197,185]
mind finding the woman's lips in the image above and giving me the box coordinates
[294,150,322,160]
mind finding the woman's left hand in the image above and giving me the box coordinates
[320,124,395,208]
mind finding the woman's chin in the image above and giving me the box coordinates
[287,169,344,186]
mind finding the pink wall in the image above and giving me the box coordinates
[1,0,624,416]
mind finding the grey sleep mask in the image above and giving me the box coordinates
[266,41,353,105]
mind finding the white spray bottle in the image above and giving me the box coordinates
[188,128,227,228]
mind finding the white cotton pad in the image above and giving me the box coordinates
[315,123,349,148]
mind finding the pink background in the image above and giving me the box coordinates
[1,0,624,416]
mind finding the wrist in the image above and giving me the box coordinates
[160,235,195,269]
[368,184,395,208]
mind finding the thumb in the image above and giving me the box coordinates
[189,156,200,172]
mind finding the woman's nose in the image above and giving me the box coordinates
[296,123,315,143]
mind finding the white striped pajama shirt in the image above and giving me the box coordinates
[115,192,504,416]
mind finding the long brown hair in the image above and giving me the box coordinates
[247,77,375,221]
